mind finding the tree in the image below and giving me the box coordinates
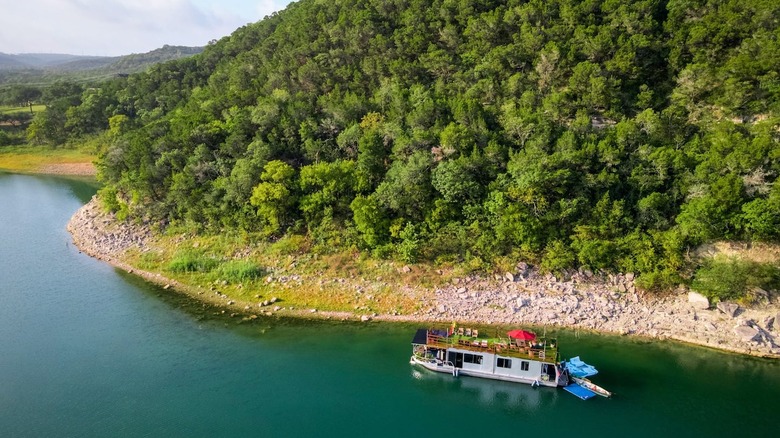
[12,86,41,114]
[375,150,434,220]
[250,160,297,236]
[350,194,390,247]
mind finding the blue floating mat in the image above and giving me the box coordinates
[564,383,597,400]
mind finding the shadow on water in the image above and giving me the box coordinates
[0,171,100,204]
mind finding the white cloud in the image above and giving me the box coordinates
[0,0,293,56]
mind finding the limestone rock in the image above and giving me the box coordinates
[516,262,529,276]
[360,314,372,322]
[734,325,759,342]
[505,272,515,282]
[716,302,740,318]
[687,291,710,310]
[401,265,412,273]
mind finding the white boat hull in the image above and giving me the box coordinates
[410,355,559,388]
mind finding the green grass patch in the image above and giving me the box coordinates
[0,143,96,173]
[0,104,45,115]
[167,249,219,273]
[268,234,309,256]
[215,260,266,283]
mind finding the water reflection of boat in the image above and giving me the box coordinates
[410,365,548,409]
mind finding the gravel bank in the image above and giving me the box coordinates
[68,197,780,358]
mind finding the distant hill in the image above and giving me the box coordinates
[0,53,107,70]
[0,45,203,84]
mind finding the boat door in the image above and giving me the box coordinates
[448,351,464,368]
[542,364,556,381]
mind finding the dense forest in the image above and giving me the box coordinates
[16,0,780,295]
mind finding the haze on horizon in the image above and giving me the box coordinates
[0,0,294,57]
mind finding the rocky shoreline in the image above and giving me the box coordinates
[68,196,780,358]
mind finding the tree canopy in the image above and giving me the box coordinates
[28,0,780,290]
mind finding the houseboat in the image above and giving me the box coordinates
[410,325,569,388]
[410,325,612,399]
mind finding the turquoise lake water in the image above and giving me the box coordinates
[1,172,778,437]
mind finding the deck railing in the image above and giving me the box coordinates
[425,332,559,362]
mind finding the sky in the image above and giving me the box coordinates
[0,0,295,56]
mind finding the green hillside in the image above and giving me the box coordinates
[23,0,780,295]
[0,45,203,85]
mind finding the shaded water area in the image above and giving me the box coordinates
[1,172,778,437]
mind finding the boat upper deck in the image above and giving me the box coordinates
[413,328,560,363]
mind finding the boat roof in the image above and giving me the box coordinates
[411,328,428,345]
[412,327,560,363]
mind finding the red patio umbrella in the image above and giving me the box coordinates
[507,329,536,341]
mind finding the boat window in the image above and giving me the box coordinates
[497,358,512,368]
[463,353,482,365]
[521,361,529,371]
[462,353,483,365]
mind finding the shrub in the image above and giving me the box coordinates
[691,256,779,302]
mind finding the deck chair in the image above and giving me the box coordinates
[464,328,472,337]
[472,329,479,338]
[457,327,464,336]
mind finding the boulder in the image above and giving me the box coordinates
[401,265,412,273]
[716,302,740,318]
[734,325,760,342]
[360,315,372,322]
[750,287,769,301]
[687,291,710,310]
[505,272,515,282]
[517,262,529,275]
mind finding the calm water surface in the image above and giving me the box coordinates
[1,172,778,437]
